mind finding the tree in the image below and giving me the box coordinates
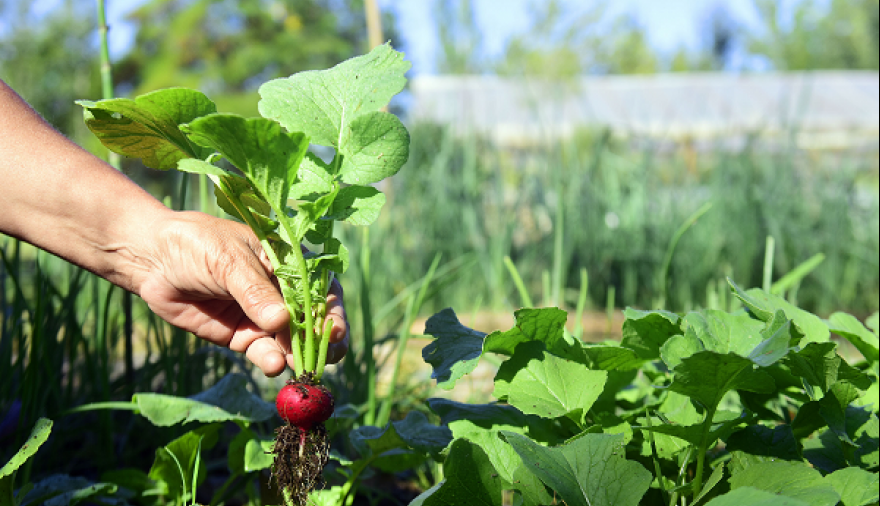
[494,0,657,78]
[434,0,485,74]
[748,0,879,70]
[0,0,101,138]
[115,0,399,115]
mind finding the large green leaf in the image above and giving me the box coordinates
[258,43,409,148]
[449,420,553,506]
[726,424,802,473]
[619,308,681,360]
[338,111,410,185]
[728,460,840,506]
[422,309,487,389]
[501,432,652,506]
[258,44,411,185]
[483,307,581,361]
[493,341,606,422]
[705,487,811,506]
[349,412,450,473]
[419,439,515,506]
[826,467,879,506]
[667,351,775,411]
[182,114,309,213]
[729,281,830,345]
[133,374,275,426]
[78,88,216,169]
[827,312,879,364]
[786,342,872,394]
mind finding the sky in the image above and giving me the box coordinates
[32,0,816,75]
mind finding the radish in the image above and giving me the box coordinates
[271,374,334,505]
[276,381,334,431]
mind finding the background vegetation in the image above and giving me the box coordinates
[1,0,878,503]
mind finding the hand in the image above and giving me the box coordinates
[134,211,349,377]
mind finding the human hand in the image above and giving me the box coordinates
[133,211,349,377]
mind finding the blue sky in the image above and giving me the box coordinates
[91,0,812,74]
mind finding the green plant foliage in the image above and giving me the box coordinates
[414,281,878,505]
[502,432,652,506]
[132,373,275,426]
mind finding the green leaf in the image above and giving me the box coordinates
[307,238,349,275]
[132,373,275,426]
[419,439,511,506]
[501,431,652,506]
[582,343,645,371]
[803,429,850,473]
[392,411,453,455]
[148,424,219,501]
[667,351,775,411]
[620,308,682,360]
[0,417,51,480]
[826,467,879,506]
[827,312,879,364]
[483,307,580,361]
[292,188,339,242]
[704,487,812,506]
[422,308,487,389]
[726,424,802,472]
[728,461,840,506]
[787,342,872,394]
[176,158,230,176]
[78,88,216,169]
[17,475,117,506]
[258,43,410,148]
[0,417,52,505]
[289,153,334,201]
[428,398,532,427]
[100,468,160,497]
[326,185,386,226]
[449,421,553,506]
[350,418,437,472]
[338,111,410,185]
[182,114,309,213]
[493,341,607,422]
[749,312,796,367]
[309,485,346,506]
[228,429,273,475]
[729,281,830,345]
[639,411,750,448]
[684,309,766,356]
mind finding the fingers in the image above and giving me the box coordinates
[222,249,289,335]
[324,278,350,364]
[244,337,288,377]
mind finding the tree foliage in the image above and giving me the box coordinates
[0,0,100,136]
[115,0,399,116]
[748,0,879,70]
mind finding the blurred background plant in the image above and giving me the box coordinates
[1,0,877,503]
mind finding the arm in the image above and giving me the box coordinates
[0,80,348,376]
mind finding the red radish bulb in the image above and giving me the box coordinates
[275,383,334,431]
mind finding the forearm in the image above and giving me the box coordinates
[0,79,172,293]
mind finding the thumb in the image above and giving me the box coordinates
[225,258,289,333]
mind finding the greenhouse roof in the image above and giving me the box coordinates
[408,71,880,150]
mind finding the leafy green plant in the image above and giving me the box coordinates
[411,280,879,506]
[77,43,411,504]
